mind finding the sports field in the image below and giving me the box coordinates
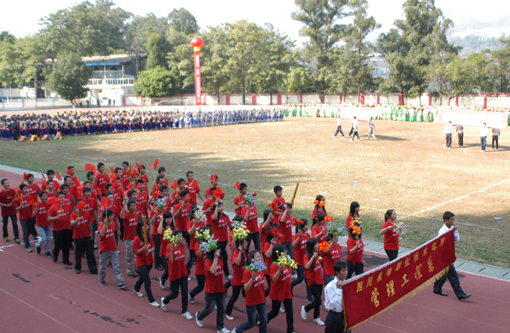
[1,116,508,267]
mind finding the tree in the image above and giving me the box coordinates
[344,0,380,103]
[490,36,510,93]
[46,52,92,105]
[287,66,313,94]
[145,32,170,69]
[378,77,400,104]
[292,0,350,99]
[134,66,180,98]
[168,8,199,35]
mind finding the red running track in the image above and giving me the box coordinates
[0,169,509,332]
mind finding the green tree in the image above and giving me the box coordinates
[134,66,180,98]
[292,0,350,99]
[168,8,199,35]
[200,27,229,101]
[490,36,510,93]
[145,32,170,69]
[46,52,92,105]
[344,0,380,103]
[286,66,313,93]
[378,77,400,104]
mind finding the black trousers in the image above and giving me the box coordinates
[218,240,230,277]
[225,284,243,316]
[186,249,196,276]
[385,249,399,261]
[445,133,452,148]
[20,218,36,247]
[163,276,188,314]
[151,234,162,268]
[160,254,169,285]
[304,283,323,319]
[247,231,261,251]
[74,236,97,271]
[492,135,499,149]
[334,125,344,137]
[457,133,463,146]
[351,130,360,140]
[347,260,364,279]
[325,310,345,333]
[2,214,19,239]
[189,274,205,298]
[135,264,156,303]
[433,264,465,298]
[267,298,294,333]
[53,229,72,263]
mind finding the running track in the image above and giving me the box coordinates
[0,169,509,332]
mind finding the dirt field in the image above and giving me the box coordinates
[1,117,508,267]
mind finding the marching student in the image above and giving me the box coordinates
[185,171,204,210]
[188,226,208,304]
[15,184,34,251]
[311,213,328,243]
[301,237,324,326]
[202,189,216,227]
[380,209,399,261]
[173,190,191,247]
[346,222,364,279]
[433,211,471,300]
[225,237,249,321]
[81,187,99,248]
[479,122,488,152]
[291,219,313,302]
[492,127,500,151]
[259,210,273,252]
[25,173,41,203]
[270,186,285,224]
[33,191,51,256]
[350,116,360,141]
[323,234,342,286]
[231,250,268,333]
[324,261,348,333]
[0,179,20,243]
[367,117,376,140]
[195,247,230,333]
[333,114,344,138]
[213,202,231,279]
[242,198,260,252]
[98,209,127,289]
[264,227,281,297]
[132,220,160,307]
[187,207,205,279]
[149,196,165,271]
[456,124,464,147]
[278,203,295,262]
[444,121,453,149]
[233,182,248,215]
[48,192,72,265]
[70,200,97,274]
[158,211,174,289]
[266,245,294,333]
[346,202,360,227]
[161,229,193,320]
[312,195,327,220]
[120,200,140,278]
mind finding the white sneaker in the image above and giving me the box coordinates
[313,318,325,326]
[301,306,307,320]
[182,311,193,320]
[188,276,191,281]
[161,297,168,312]
[150,301,160,308]
[217,328,230,333]
[279,307,285,313]
[159,277,166,289]
[231,329,237,333]
[291,273,297,279]
[134,289,143,297]
[225,314,234,320]
[196,312,203,328]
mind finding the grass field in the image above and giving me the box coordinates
[1,117,509,267]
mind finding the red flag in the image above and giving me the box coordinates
[23,172,29,180]
[109,167,115,174]
[54,182,60,190]
[47,197,61,206]
[56,172,62,181]
[76,201,87,210]
[135,162,142,170]
[66,168,73,175]
[100,197,111,210]
[110,172,117,182]
[136,183,144,189]
[13,187,21,194]
[234,182,240,190]
[28,198,35,205]
[153,158,159,170]
[76,184,85,200]
[132,169,138,177]
[149,163,153,169]
[41,172,46,180]
[111,181,119,189]
[212,187,225,200]
[41,179,47,189]
[153,191,163,198]
[171,178,178,191]
[210,174,217,184]
[85,163,97,174]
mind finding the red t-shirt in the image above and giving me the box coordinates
[150,208,163,236]
[34,202,49,227]
[202,199,215,226]
[269,263,292,301]
[16,195,33,220]
[323,243,342,276]
[160,236,170,258]
[95,173,110,194]
[185,181,201,205]
[312,207,327,220]
[133,236,155,267]
[99,221,117,252]
[346,214,359,228]
[194,242,205,275]
[69,185,78,199]
[304,253,324,286]
[167,243,187,281]
[241,206,259,233]
[382,220,399,251]
[231,249,247,286]
[263,241,280,275]
[81,197,98,218]
[71,210,92,239]
[228,229,235,246]
[112,188,124,208]
[271,197,286,223]
[234,194,246,216]
[173,202,191,232]
[171,191,182,205]
[64,193,75,208]
[48,204,72,231]
[312,223,328,243]
[292,233,310,266]
[188,219,206,252]
[278,214,293,242]
[46,189,56,199]
[121,171,131,189]
[346,238,364,263]
[204,257,226,294]
[242,269,265,306]
[212,214,230,242]
[26,183,41,202]
[137,191,149,216]
[123,211,140,241]
[141,174,149,185]
[0,189,17,216]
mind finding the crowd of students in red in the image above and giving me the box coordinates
[0,162,402,333]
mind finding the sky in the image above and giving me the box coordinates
[1,0,509,43]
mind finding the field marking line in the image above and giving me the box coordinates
[0,286,80,332]
[412,178,510,216]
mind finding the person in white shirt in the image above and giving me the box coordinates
[456,125,464,147]
[333,115,344,138]
[367,117,376,140]
[350,116,360,141]
[444,121,453,149]
[433,211,471,300]
[479,123,489,152]
[491,128,500,150]
[324,261,348,333]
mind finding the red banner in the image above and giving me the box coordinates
[343,229,457,330]
[194,52,202,105]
